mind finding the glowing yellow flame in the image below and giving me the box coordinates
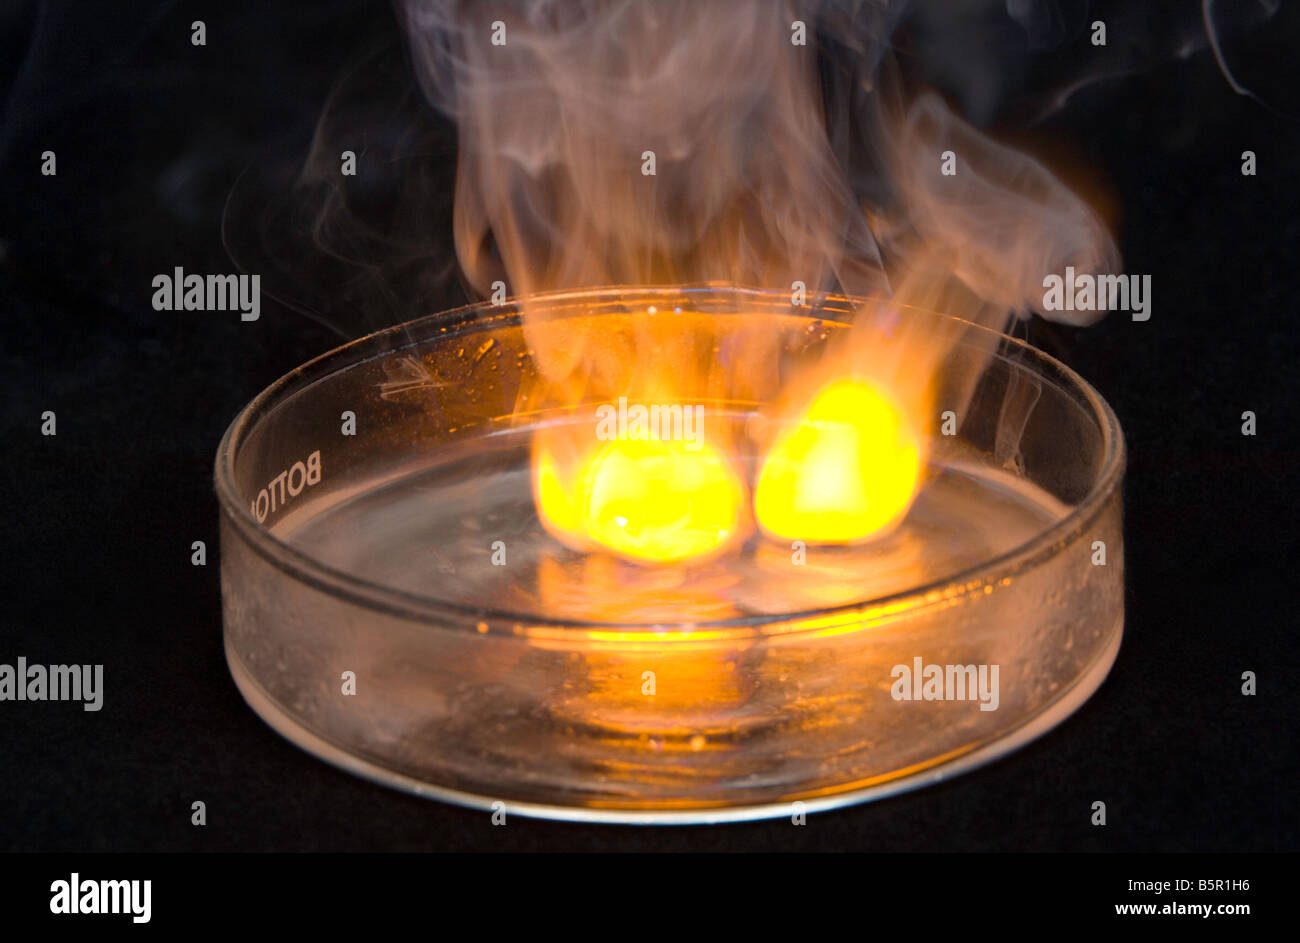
[754,378,921,544]
[534,433,747,565]
[533,441,587,545]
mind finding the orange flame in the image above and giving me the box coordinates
[754,377,922,544]
[401,1,1120,566]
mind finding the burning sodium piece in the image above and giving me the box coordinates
[754,378,922,544]
[535,436,746,564]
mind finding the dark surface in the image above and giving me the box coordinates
[0,0,1296,851]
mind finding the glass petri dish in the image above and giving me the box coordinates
[216,286,1124,823]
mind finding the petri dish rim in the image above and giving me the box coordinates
[214,285,1125,635]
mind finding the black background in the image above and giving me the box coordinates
[0,0,1296,852]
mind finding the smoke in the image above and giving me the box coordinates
[215,0,1284,348]
[401,1,880,300]
[399,0,1117,327]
